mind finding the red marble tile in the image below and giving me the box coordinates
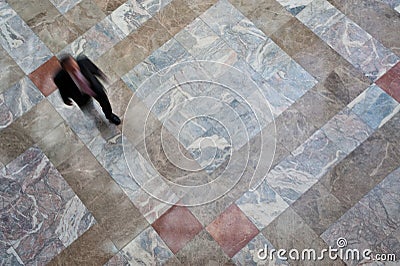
[152,205,203,254]
[206,204,259,258]
[29,56,61,97]
[376,62,400,103]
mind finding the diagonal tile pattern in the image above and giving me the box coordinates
[0,0,399,265]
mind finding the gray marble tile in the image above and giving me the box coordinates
[50,0,82,14]
[351,38,399,81]
[0,46,24,94]
[322,107,374,154]
[119,226,173,265]
[110,0,151,36]
[61,16,125,61]
[277,0,313,15]
[378,166,400,203]
[296,0,345,37]
[3,76,44,119]
[348,84,400,130]
[121,58,158,91]
[104,252,128,266]
[292,181,348,236]
[137,0,172,16]
[321,202,393,264]
[0,94,13,130]
[0,15,53,74]
[291,130,346,179]
[0,244,23,266]
[0,2,17,24]
[236,180,289,230]
[267,156,319,205]
[232,232,289,265]
[200,0,246,37]
[321,16,372,64]
[148,38,191,71]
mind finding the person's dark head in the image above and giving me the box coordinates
[59,54,79,73]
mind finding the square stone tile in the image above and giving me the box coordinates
[29,56,61,97]
[0,123,34,166]
[94,0,127,15]
[376,62,400,102]
[50,0,82,14]
[118,226,173,265]
[0,46,24,94]
[110,0,151,36]
[138,0,173,16]
[175,230,231,264]
[86,181,148,249]
[152,205,203,254]
[0,94,14,130]
[348,84,400,130]
[3,77,44,119]
[64,0,106,33]
[206,204,259,258]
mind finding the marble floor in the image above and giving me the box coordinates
[1,0,400,265]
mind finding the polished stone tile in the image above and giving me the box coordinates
[110,0,151,36]
[0,1,17,23]
[377,104,400,146]
[64,0,106,34]
[37,122,84,167]
[86,181,148,249]
[50,0,82,14]
[0,243,23,266]
[232,232,289,265]
[291,129,346,179]
[14,99,63,143]
[6,0,53,24]
[322,107,374,154]
[378,166,400,203]
[293,83,345,129]
[329,0,400,56]
[323,62,372,105]
[28,56,61,97]
[0,46,24,94]
[0,123,34,166]
[321,131,400,208]
[274,106,317,152]
[155,0,197,36]
[351,38,399,81]
[291,182,348,235]
[321,202,393,264]
[236,180,289,230]
[267,156,319,204]
[62,16,125,60]
[232,0,293,37]
[48,224,117,265]
[0,15,53,74]
[200,0,246,37]
[0,94,13,130]
[206,204,259,258]
[118,226,173,265]
[103,252,128,266]
[57,146,114,205]
[106,78,133,118]
[94,0,125,15]
[322,16,372,64]
[3,76,44,119]
[296,0,345,37]
[183,0,217,16]
[271,17,319,57]
[175,230,231,264]
[152,205,203,254]
[276,0,314,15]
[138,0,173,16]
[148,37,191,71]
[376,62,400,102]
[0,147,94,264]
[348,84,400,130]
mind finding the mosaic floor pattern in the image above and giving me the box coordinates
[1,0,400,265]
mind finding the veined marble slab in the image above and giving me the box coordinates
[276,0,314,15]
[49,0,82,14]
[137,0,172,16]
[110,0,151,36]
[0,94,13,130]
[348,84,400,130]
[3,76,44,119]
[0,15,52,74]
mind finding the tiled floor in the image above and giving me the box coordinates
[1,0,400,265]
